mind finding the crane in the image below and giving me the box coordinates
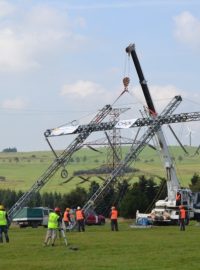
[126,43,194,223]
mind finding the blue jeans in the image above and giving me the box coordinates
[0,225,9,243]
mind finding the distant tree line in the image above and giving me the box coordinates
[0,176,166,218]
[1,173,199,218]
[2,147,17,153]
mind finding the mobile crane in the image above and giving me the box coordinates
[126,43,195,224]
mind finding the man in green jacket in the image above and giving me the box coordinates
[0,204,10,243]
[44,207,61,247]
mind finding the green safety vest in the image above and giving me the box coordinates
[0,210,7,226]
[48,212,59,229]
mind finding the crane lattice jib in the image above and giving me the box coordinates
[8,105,112,221]
[82,96,181,213]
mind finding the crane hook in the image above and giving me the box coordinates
[123,77,130,91]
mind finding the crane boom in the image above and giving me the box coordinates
[126,43,181,202]
[8,105,112,221]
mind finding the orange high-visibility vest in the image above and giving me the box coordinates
[180,208,186,219]
[63,211,69,222]
[76,210,84,220]
[111,209,118,220]
[176,194,181,201]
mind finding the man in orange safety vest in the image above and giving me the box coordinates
[179,205,186,231]
[110,206,118,231]
[63,208,71,230]
[75,206,85,232]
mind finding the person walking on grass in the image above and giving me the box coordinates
[110,206,118,231]
[44,207,61,246]
[179,205,186,231]
[0,204,10,243]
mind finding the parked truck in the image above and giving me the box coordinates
[12,207,52,228]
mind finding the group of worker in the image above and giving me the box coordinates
[43,206,84,246]
[0,202,188,245]
[43,205,119,246]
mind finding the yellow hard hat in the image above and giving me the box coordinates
[0,205,4,210]
[66,208,70,211]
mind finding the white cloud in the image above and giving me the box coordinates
[61,80,106,98]
[0,28,39,71]
[0,1,15,17]
[1,98,28,109]
[0,4,86,71]
[174,11,200,48]
[130,84,185,113]
[60,80,116,112]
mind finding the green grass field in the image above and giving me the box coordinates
[1,147,200,269]
[0,146,199,193]
[1,220,200,270]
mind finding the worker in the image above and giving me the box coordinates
[179,205,186,231]
[75,206,85,232]
[0,204,10,243]
[110,206,118,231]
[63,208,71,230]
[176,192,181,206]
[44,207,61,246]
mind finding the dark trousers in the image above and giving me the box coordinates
[179,218,185,231]
[111,219,118,231]
[77,219,85,232]
[64,221,70,230]
[0,225,9,243]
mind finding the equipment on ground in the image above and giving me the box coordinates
[59,224,68,247]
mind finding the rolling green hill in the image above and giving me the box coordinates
[0,146,199,194]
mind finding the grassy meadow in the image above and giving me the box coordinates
[0,146,199,194]
[0,147,200,270]
[1,220,200,270]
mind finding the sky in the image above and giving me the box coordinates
[0,0,200,152]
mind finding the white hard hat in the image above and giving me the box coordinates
[77,206,81,210]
